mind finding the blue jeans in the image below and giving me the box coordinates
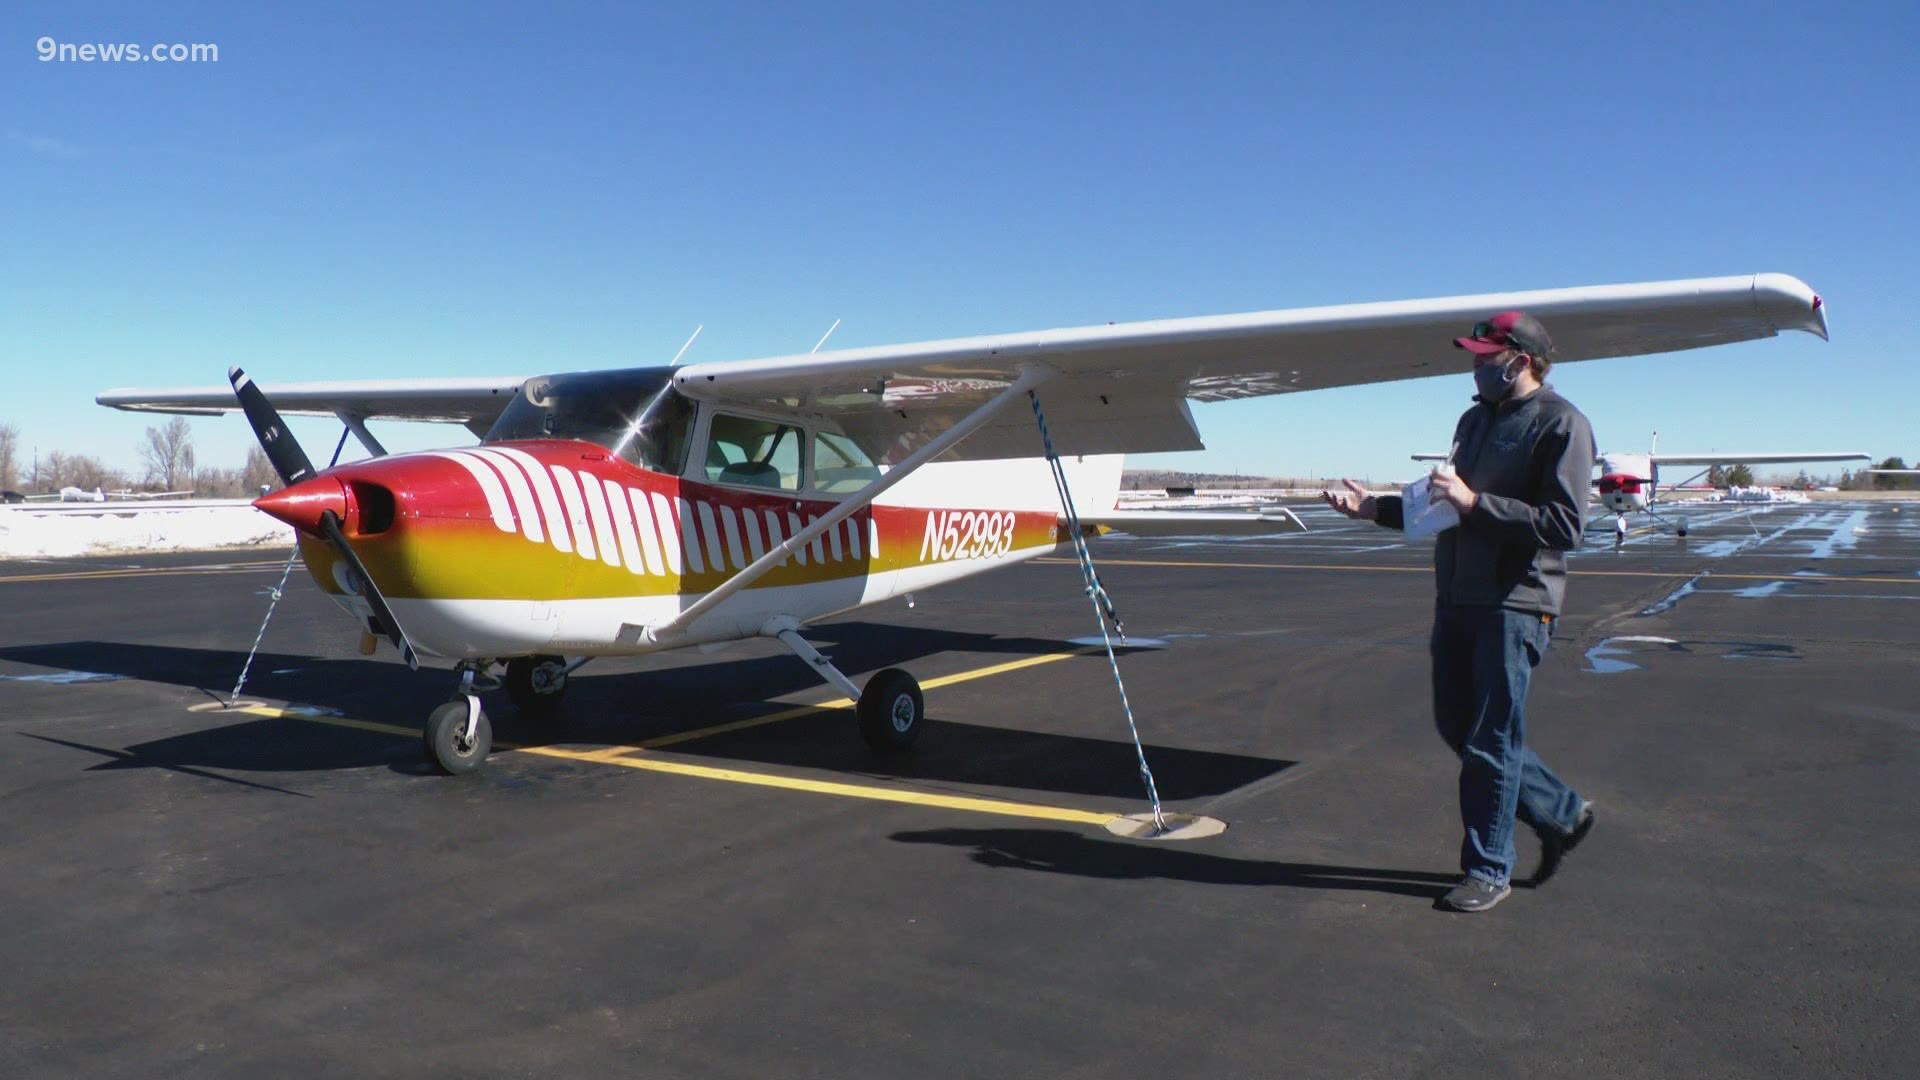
[1431,604,1586,885]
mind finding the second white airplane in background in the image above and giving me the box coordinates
[1416,436,1869,539]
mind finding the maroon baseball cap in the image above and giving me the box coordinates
[1455,311,1554,357]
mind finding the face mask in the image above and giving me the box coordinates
[1473,356,1524,401]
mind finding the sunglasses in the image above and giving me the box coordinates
[1469,320,1513,345]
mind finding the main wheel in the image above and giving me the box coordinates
[505,654,569,716]
[857,668,925,754]
[424,699,491,775]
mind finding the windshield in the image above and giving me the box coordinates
[483,367,695,474]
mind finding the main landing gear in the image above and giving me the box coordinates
[504,654,571,717]
[856,668,925,754]
[766,618,926,754]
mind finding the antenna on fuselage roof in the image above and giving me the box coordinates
[669,325,704,367]
[1651,431,1659,455]
[811,318,841,354]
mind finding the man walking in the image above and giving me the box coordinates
[1323,311,1597,913]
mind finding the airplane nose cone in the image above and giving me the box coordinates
[253,476,346,535]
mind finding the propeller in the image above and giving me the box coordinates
[229,367,316,485]
[230,367,420,670]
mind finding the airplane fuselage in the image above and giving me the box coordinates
[265,440,1074,661]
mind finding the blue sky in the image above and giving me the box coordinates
[4,1,1915,486]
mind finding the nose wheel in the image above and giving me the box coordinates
[424,663,493,775]
[424,697,491,775]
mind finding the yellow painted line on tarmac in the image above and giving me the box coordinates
[0,560,294,585]
[640,646,1101,748]
[1049,556,1920,586]
[514,744,1120,825]
[217,647,1123,826]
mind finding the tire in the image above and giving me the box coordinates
[857,668,925,754]
[505,655,569,716]
[424,699,491,775]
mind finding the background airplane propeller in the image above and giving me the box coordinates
[229,367,420,670]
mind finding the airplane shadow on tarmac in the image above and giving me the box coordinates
[891,827,1458,899]
[0,623,1294,801]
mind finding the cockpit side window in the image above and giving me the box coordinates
[812,431,883,493]
[705,413,804,491]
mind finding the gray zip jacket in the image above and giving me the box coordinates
[1374,385,1596,616]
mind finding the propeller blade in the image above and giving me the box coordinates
[317,509,420,671]
[229,367,316,486]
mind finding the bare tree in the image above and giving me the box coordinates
[141,417,197,491]
[39,449,71,489]
[0,423,18,491]
[39,452,119,492]
[242,446,280,494]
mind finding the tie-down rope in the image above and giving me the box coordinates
[1029,390,1165,831]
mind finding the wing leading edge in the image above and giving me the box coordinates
[97,376,530,437]
[1650,452,1869,466]
[672,273,1826,461]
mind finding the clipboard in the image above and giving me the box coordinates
[1402,443,1462,540]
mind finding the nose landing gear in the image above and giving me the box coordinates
[425,662,493,775]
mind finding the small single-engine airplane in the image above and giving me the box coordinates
[19,486,107,502]
[17,487,197,503]
[100,273,1828,774]
[1588,438,1868,536]
[1416,435,1868,538]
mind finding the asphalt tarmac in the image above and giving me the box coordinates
[2,499,1916,1078]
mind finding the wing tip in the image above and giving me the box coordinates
[1752,272,1829,341]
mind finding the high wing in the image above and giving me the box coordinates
[97,376,529,439]
[97,273,1825,462]
[1651,452,1869,466]
[671,273,1826,462]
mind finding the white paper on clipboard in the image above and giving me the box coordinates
[1402,468,1461,540]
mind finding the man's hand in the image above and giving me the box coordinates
[1430,467,1477,514]
[1321,479,1377,521]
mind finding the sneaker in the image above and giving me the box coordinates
[1531,803,1596,887]
[1437,876,1511,913]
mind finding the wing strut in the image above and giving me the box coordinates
[641,365,1055,644]
[334,411,389,458]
